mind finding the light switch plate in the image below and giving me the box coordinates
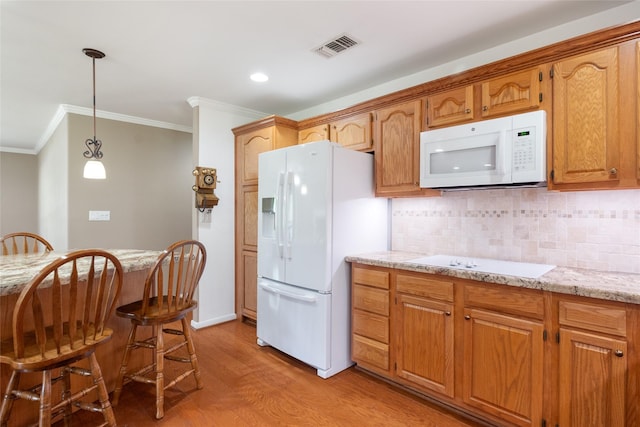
[89,210,110,221]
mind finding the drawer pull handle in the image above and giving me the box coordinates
[445,311,451,316]
[615,350,624,357]
[610,167,618,175]
[464,315,471,320]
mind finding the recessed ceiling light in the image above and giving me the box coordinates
[250,72,268,82]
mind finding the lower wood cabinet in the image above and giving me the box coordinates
[350,263,639,427]
[351,265,391,376]
[557,298,628,427]
[462,308,544,427]
[395,273,454,398]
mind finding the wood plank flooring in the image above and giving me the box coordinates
[55,320,486,426]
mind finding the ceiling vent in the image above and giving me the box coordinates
[314,34,360,58]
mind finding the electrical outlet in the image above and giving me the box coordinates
[89,210,110,221]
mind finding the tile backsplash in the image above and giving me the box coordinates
[391,188,640,274]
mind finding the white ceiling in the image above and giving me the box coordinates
[0,0,634,153]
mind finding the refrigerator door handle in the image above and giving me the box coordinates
[284,170,294,260]
[259,281,317,303]
[276,172,285,259]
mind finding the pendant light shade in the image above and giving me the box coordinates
[83,159,106,179]
[82,48,107,179]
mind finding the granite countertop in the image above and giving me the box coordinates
[346,251,640,305]
[0,249,163,297]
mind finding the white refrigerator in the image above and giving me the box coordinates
[256,140,388,378]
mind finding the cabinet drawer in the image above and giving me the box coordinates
[559,300,626,337]
[465,283,544,319]
[352,334,389,371]
[396,274,453,302]
[353,285,389,316]
[353,266,389,290]
[353,310,389,343]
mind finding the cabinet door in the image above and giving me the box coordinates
[396,293,454,397]
[236,186,258,320]
[427,86,474,127]
[298,124,329,145]
[374,99,423,195]
[463,308,544,427]
[552,47,620,184]
[558,329,627,427]
[481,68,542,118]
[237,127,274,185]
[241,250,258,317]
[330,113,373,151]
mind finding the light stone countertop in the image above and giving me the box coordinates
[346,251,640,305]
[0,249,163,297]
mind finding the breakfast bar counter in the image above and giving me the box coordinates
[0,249,162,427]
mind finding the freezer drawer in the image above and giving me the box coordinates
[257,278,330,371]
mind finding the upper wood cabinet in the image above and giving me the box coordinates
[235,116,298,186]
[374,99,437,197]
[298,112,373,151]
[233,116,297,320]
[551,47,620,186]
[427,67,544,128]
[427,86,474,127]
[298,124,328,145]
[481,68,543,118]
[330,112,373,151]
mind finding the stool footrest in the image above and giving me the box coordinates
[163,328,184,336]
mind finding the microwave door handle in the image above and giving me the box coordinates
[500,130,512,175]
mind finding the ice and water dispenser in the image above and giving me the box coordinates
[261,197,276,239]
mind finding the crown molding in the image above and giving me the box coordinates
[187,96,266,120]
[31,104,193,154]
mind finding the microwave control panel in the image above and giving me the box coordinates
[512,127,536,172]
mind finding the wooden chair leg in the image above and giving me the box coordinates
[181,318,203,389]
[112,323,138,406]
[155,326,165,419]
[39,370,52,427]
[88,353,117,427]
[0,370,20,426]
[61,367,72,427]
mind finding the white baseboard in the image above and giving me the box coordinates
[191,313,237,330]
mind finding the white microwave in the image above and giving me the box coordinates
[419,110,547,189]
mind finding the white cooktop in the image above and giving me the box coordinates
[408,254,555,279]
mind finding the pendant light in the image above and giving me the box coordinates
[82,48,106,179]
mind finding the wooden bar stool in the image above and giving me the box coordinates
[1,232,53,255]
[0,249,123,427]
[111,240,207,419]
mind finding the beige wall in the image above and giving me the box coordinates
[66,113,192,250]
[1,114,192,251]
[38,115,69,249]
[0,152,39,235]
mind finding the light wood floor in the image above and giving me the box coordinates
[56,319,486,427]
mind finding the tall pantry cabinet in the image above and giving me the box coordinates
[233,116,297,321]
